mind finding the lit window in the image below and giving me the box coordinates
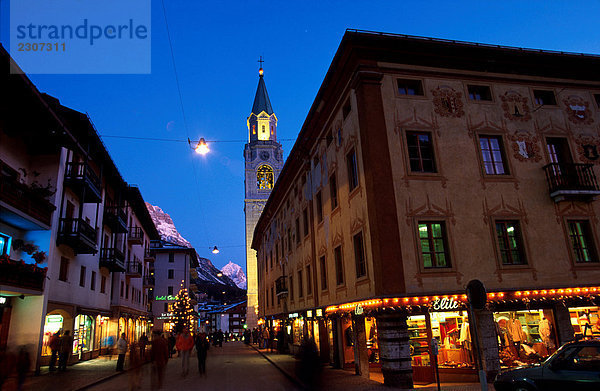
[257,165,274,189]
[495,221,526,265]
[418,222,450,268]
[568,221,598,263]
[479,135,508,175]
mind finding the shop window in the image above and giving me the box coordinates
[334,245,344,285]
[329,173,338,210]
[90,271,96,291]
[533,89,557,106]
[569,307,600,339]
[73,315,94,354]
[406,131,436,173]
[397,79,424,96]
[42,314,64,356]
[365,317,379,364]
[59,257,69,281]
[418,222,451,268]
[495,221,527,265]
[568,221,598,263]
[467,84,492,101]
[168,269,174,279]
[479,135,508,175]
[297,270,303,298]
[494,310,557,368]
[346,148,359,191]
[319,255,328,290]
[306,265,312,296]
[0,233,11,256]
[353,232,367,278]
[316,191,323,223]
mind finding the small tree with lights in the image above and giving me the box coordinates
[171,287,196,333]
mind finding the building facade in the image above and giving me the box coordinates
[244,67,284,328]
[253,31,600,387]
[206,301,247,336]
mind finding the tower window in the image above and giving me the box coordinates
[252,124,256,134]
[257,165,274,189]
[262,125,266,133]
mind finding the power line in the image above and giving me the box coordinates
[99,134,296,143]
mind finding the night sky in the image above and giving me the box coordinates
[2,1,599,272]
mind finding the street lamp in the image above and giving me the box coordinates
[188,137,209,155]
[211,246,219,254]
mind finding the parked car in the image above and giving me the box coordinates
[494,339,600,391]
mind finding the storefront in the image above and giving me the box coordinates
[73,314,94,359]
[569,306,600,338]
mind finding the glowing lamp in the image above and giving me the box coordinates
[194,138,210,155]
[212,246,220,254]
[259,68,264,76]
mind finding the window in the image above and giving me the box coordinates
[330,174,338,210]
[289,274,294,300]
[287,228,292,254]
[479,135,508,175]
[406,131,436,173]
[297,270,303,298]
[554,346,600,371]
[346,148,359,191]
[274,243,279,267]
[79,266,86,287]
[353,232,367,278]
[257,165,274,190]
[533,90,556,106]
[303,208,309,237]
[168,286,173,296]
[418,222,451,268]
[568,221,598,263]
[320,255,328,290]
[594,94,600,108]
[90,271,96,290]
[100,275,106,293]
[164,303,168,312]
[306,265,312,296]
[295,218,300,244]
[342,99,351,119]
[316,191,323,222]
[397,79,424,96]
[125,284,129,299]
[168,269,174,279]
[168,253,174,263]
[0,233,10,256]
[271,286,274,307]
[120,281,124,297]
[467,85,492,101]
[334,245,344,285]
[59,257,69,281]
[495,221,526,265]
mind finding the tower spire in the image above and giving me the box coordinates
[258,56,264,76]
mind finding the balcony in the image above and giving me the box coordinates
[126,260,142,277]
[0,255,47,292]
[99,247,125,272]
[64,162,102,203]
[144,248,155,263]
[128,227,143,245]
[0,175,56,229]
[103,205,128,233]
[57,218,97,254]
[143,276,155,288]
[275,276,288,297]
[543,163,600,202]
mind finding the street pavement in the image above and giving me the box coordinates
[10,341,495,391]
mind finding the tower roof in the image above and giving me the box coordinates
[251,70,274,116]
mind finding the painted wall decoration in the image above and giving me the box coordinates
[431,86,464,118]
[564,96,594,125]
[576,135,600,164]
[501,91,532,122]
[509,132,541,162]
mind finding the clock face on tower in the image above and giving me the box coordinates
[260,151,270,161]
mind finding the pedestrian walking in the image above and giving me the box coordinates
[139,333,148,361]
[176,328,194,377]
[168,333,176,358]
[128,342,141,391]
[48,331,60,371]
[58,330,73,371]
[216,329,224,347]
[296,337,322,390]
[116,333,128,371]
[151,331,169,390]
[194,333,209,377]
[262,327,270,349]
[16,346,30,391]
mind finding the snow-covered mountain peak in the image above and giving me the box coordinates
[145,202,191,248]
[221,261,247,290]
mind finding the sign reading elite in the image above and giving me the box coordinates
[431,297,460,311]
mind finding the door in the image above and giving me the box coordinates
[546,138,574,188]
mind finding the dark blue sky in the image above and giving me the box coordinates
[2,1,600,272]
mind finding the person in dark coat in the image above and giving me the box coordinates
[151,331,169,389]
[168,333,176,358]
[296,337,322,390]
[194,333,209,376]
[139,333,149,360]
[48,331,61,371]
[58,330,73,371]
[16,346,30,391]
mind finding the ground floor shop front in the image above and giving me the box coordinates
[262,285,600,388]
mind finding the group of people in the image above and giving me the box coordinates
[47,330,74,372]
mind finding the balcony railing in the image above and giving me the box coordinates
[144,248,155,263]
[64,162,102,203]
[103,205,128,233]
[126,260,142,277]
[0,175,56,227]
[57,218,97,254]
[0,255,47,292]
[128,227,143,245]
[543,163,600,202]
[275,276,288,296]
[143,276,155,287]
[99,247,125,272]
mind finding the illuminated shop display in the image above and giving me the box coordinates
[365,317,379,364]
[569,306,600,338]
[73,314,94,356]
[42,314,63,356]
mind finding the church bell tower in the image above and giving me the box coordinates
[244,64,283,328]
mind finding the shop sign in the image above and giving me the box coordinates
[306,310,313,318]
[46,314,63,324]
[315,309,323,317]
[288,312,299,319]
[431,297,459,311]
[355,304,364,315]
[155,295,177,301]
